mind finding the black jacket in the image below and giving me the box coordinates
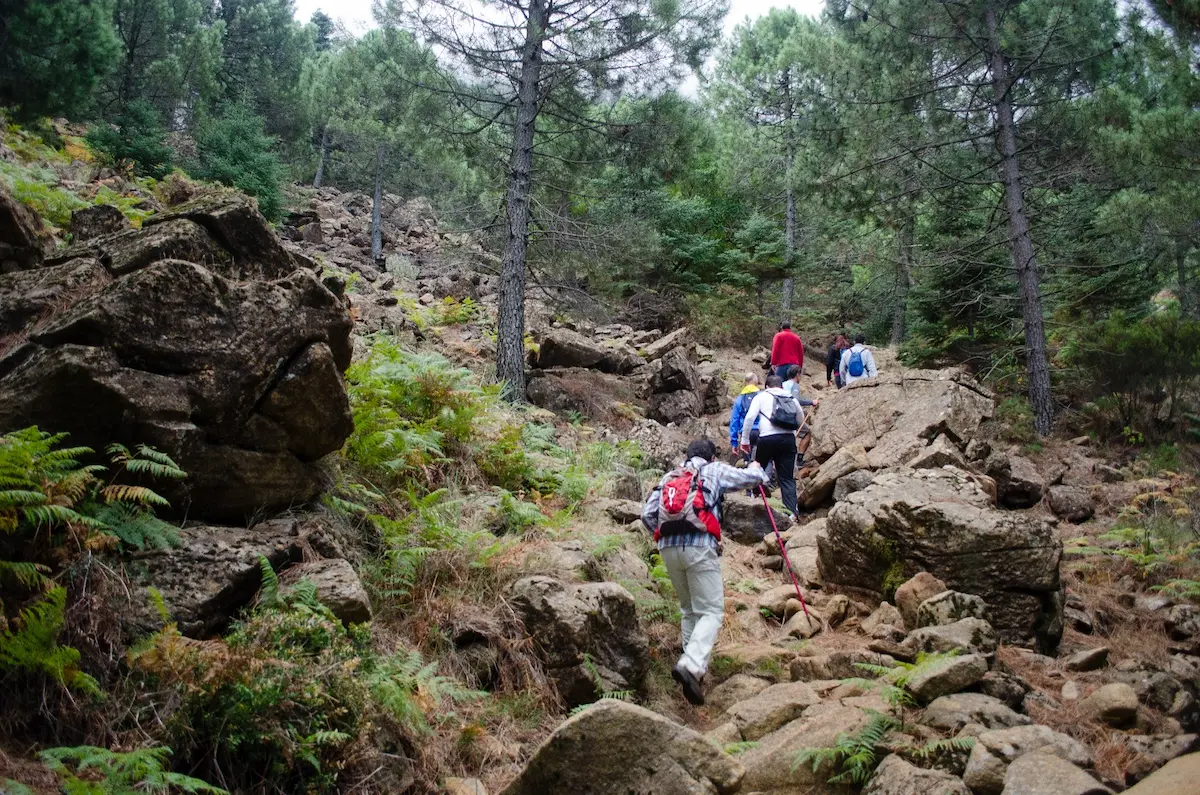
[825,345,841,381]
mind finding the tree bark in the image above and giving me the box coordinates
[495,0,548,400]
[314,123,331,188]
[1176,245,1193,317]
[985,4,1054,435]
[371,142,385,262]
[781,66,796,318]
[891,215,913,346]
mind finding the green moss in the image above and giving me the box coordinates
[881,560,907,600]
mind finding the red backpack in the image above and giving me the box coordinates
[655,465,721,540]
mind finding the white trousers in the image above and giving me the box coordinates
[660,545,724,677]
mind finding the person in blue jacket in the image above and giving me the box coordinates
[729,373,762,461]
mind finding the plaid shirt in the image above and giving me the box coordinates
[641,457,770,549]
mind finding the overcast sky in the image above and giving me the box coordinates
[293,0,826,38]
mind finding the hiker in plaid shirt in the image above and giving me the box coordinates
[641,439,768,705]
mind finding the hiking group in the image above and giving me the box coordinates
[641,322,880,706]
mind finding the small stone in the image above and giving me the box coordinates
[979,671,1030,712]
[725,681,822,740]
[824,594,852,627]
[904,653,989,703]
[917,590,989,628]
[905,617,999,657]
[1002,750,1111,795]
[921,693,1031,733]
[895,571,948,629]
[1062,681,1081,701]
[707,674,771,715]
[444,778,488,795]
[781,608,823,639]
[861,602,904,635]
[1065,647,1109,672]
[1080,682,1139,727]
[1048,485,1095,524]
[862,754,971,795]
[1095,464,1125,483]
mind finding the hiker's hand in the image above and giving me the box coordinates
[813,399,820,407]
[731,445,739,456]
[740,443,751,454]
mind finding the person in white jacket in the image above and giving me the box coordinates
[840,333,878,386]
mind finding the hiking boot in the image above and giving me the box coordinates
[672,663,705,706]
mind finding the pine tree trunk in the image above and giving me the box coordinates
[891,216,913,346]
[782,66,796,318]
[985,4,1054,436]
[495,0,548,400]
[1177,246,1193,317]
[371,143,385,262]
[314,123,331,188]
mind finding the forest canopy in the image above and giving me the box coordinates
[1,0,1197,434]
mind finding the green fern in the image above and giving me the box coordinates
[367,648,484,735]
[908,735,976,761]
[0,588,100,696]
[0,559,51,589]
[1152,578,1200,600]
[40,744,226,794]
[256,556,282,610]
[793,711,898,785]
[106,443,187,481]
[88,502,180,550]
[1,779,34,795]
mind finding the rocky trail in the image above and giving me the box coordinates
[2,157,1199,795]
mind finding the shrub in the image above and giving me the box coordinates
[0,427,185,697]
[191,105,283,221]
[85,100,174,179]
[131,567,480,794]
[39,745,225,794]
[345,342,493,490]
[1066,309,1200,437]
[475,426,534,491]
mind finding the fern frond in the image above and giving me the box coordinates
[0,588,100,695]
[121,458,187,480]
[88,503,180,550]
[101,484,171,507]
[0,559,51,589]
[257,556,281,609]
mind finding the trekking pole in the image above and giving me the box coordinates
[758,484,811,620]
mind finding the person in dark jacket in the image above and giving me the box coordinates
[825,334,850,389]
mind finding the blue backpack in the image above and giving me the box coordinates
[848,349,866,378]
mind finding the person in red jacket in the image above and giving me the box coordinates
[768,321,804,377]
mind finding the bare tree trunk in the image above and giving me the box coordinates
[1177,246,1193,317]
[495,0,548,400]
[314,123,331,188]
[371,143,385,262]
[986,4,1054,435]
[891,216,913,346]
[781,66,796,317]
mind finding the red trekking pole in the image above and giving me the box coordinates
[759,485,811,620]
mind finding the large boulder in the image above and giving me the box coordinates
[69,204,131,242]
[802,443,870,508]
[985,452,1047,509]
[507,576,649,707]
[1123,750,1200,793]
[500,700,743,795]
[904,653,988,703]
[807,370,994,469]
[723,681,822,740]
[121,515,344,638]
[534,327,645,375]
[818,467,1064,652]
[921,693,1031,732]
[1080,682,1139,727]
[864,754,971,795]
[0,185,50,272]
[0,198,353,523]
[963,725,1092,795]
[641,327,693,361]
[905,618,999,657]
[721,492,787,543]
[895,572,947,629]
[280,558,372,624]
[738,703,871,792]
[648,388,703,425]
[917,590,989,627]
[652,347,700,393]
[1001,751,1111,795]
[1047,485,1095,523]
